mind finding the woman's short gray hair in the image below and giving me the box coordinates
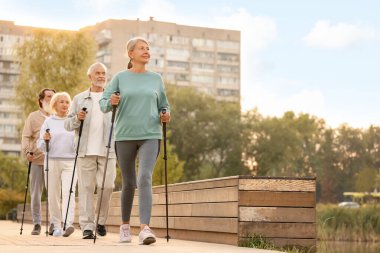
[50,92,71,114]
[86,62,108,76]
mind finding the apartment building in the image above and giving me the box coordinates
[0,21,30,155]
[82,17,240,102]
[0,18,240,155]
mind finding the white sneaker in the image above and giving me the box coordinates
[52,228,63,237]
[119,224,132,243]
[139,226,156,245]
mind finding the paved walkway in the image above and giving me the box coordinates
[0,221,282,253]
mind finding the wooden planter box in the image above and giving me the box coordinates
[17,175,316,250]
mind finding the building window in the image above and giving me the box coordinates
[218,76,239,85]
[192,50,214,60]
[192,75,214,84]
[0,124,16,134]
[217,89,239,97]
[167,60,189,70]
[217,65,239,73]
[216,40,239,50]
[148,58,164,68]
[217,53,239,62]
[167,35,189,45]
[192,38,214,48]
[166,48,190,60]
[192,63,214,73]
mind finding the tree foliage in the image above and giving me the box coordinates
[153,134,184,186]
[167,86,248,181]
[242,109,380,203]
[242,110,324,177]
[0,151,26,192]
[16,29,96,117]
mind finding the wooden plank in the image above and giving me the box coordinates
[106,216,238,233]
[153,176,239,193]
[109,186,238,207]
[108,201,238,218]
[239,207,315,223]
[109,177,238,198]
[239,178,316,192]
[239,191,315,207]
[152,187,238,205]
[239,222,316,238]
[110,202,237,217]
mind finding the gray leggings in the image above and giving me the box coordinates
[115,139,160,225]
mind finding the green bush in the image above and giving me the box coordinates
[0,189,24,219]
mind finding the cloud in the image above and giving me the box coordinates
[213,8,277,51]
[74,0,125,12]
[244,77,326,120]
[212,8,278,115]
[136,0,178,21]
[303,20,377,48]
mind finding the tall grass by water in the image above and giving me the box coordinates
[317,204,380,242]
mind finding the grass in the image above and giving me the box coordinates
[239,234,314,253]
[317,204,380,242]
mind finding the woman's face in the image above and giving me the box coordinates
[129,40,150,65]
[53,96,70,115]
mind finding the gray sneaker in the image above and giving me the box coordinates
[63,226,75,237]
[31,224,41,235]
[138,226,156,245]
[48,224,54,236]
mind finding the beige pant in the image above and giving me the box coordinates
[44,159,77,229]
[77,156,116,231]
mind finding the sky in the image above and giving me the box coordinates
[1,0,379,128]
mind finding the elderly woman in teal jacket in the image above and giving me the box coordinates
[99,37,170,245]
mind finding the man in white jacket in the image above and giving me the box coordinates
[64,62,116,239]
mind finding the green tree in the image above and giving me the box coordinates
[243,110,323,177]
[16,29,96,117]
[355,167,377,192]
[167,86,248,181]
[0,151,26,192]
[317,128,341,202]
[335,125,367,195]
[153,134,184,186]
[0,152,26,218]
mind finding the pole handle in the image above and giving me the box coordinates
[78,107,87,137]
[111,91,120,123]
[45,129,50,152]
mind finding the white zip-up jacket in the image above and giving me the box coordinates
[64,89,115,158]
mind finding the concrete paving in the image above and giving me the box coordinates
[0,221,282,253]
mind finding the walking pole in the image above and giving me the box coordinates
[94,92,119,244]
[45,129,50,237]
[20,152,33,235]
[162,108,170,242]
[63,107,87,231]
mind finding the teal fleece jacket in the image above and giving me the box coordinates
[99,70,170,141]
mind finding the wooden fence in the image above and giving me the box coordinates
[17,175,316,250]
